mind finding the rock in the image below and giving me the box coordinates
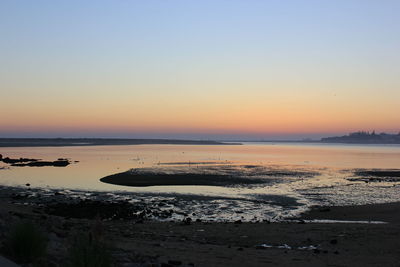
[12,193,27,200]
[168,260,182,265]
[4,156,71,167]
[45,199,148,220]
[183,217,192,225]
[319,208,331,212]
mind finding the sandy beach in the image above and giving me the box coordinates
[0,186,399,267]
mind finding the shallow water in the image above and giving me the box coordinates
[1,142,400,221]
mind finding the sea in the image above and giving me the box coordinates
[1,142,400,221]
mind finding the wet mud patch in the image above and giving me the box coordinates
[251,194,303,208]
[101,172,266,187]
[45,200,173,221]
[299,182,400,208]
[4,186,305,222]
[100,165,317,187]
[158,161,232,165]
[348,169,400,183]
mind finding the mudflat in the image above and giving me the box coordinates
[0,186,399,266]
[100,165,316,187]
[100,172,268,187]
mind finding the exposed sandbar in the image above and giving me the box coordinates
[100,172,267,187]
[100,165,316,187]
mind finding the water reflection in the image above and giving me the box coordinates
[1,143,400,220]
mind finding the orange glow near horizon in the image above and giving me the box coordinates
[1,90,399,138]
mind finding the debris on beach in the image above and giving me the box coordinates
[255,243,319,250]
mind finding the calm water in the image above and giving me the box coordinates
[1,143,400,221]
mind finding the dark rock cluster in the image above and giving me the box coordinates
[45,199,174,221]
[0,154,70,167]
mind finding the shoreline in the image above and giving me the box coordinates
[0,185,399,266]
[3,138,400,148]
[0,138,241,148]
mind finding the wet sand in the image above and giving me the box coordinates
[0,186,399,266]
[299,202,400,223]
[348,169,400,183]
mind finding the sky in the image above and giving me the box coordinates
[1,0,399,140]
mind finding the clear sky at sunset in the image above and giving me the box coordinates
[1,0,399,139]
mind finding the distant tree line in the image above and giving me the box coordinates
[321,131,400,144]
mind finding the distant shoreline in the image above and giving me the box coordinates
[0,138,241,148]
[223,140,400,145]
[230,131,400,144]
[1,135,400,147]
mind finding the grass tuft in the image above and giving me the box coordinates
[4,221,47,264]
[67,231,112,267]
